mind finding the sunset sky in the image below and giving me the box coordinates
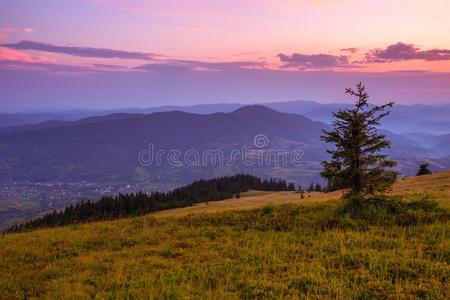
[1,0,450,111]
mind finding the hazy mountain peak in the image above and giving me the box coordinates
[231,105,278,115]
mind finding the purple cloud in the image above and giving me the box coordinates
[340,47,358,53]
[365,42,450,63]
[1,40,160,60]
[135,63,191,72]
[0,59,105,74]
[277,53,350,69]
[93,63,127,69]
[136,59,265,72]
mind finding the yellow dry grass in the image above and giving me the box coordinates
[393,170,450,207]
[0,171,449,299]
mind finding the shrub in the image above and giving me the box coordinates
[340,193,448,226]
[261,205,275,215]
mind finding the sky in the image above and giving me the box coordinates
[1,0,450,111]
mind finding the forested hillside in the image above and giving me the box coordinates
[8,174,295,232]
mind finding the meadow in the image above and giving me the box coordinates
[0,172,449,299]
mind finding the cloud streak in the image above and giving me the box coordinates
[136,59,265,72]
[0,27,34,33]
[0,59,103,74]
[340,47,358,53]
[0,56,264,74]
[1,40,160,60]
[365,42,450,63]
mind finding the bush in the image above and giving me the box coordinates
[261,205,275,216]
[407,196,439,211]
[340,193,448,226]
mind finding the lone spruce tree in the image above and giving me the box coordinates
[321,83,398,196]
[416,163,432,176]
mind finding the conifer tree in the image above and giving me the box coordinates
[314,183,322,192]
[321,83,398,196]
[416,163,432,176]
[287,182,296,191]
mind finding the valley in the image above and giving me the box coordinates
[1,105,449,227]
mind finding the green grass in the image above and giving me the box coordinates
[1,195,449,299]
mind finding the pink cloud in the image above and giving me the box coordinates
[0,47,50,63]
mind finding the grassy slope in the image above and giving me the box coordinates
[153,170,450,218]
[0,172,449,299]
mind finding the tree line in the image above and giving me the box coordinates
[7,174,295,232]
[302,183,326,193]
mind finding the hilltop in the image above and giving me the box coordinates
[1,171,449,298]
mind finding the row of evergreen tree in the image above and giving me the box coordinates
[7,174,295,232]
[297,183,327,193]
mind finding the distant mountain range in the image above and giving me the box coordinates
[1,105,449,186]
[2,100,450,135]
[0,106,327,186]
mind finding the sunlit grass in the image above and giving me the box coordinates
[1,171,449,298]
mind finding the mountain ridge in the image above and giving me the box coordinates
[0,105,447,187]
[2,100,450,135]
